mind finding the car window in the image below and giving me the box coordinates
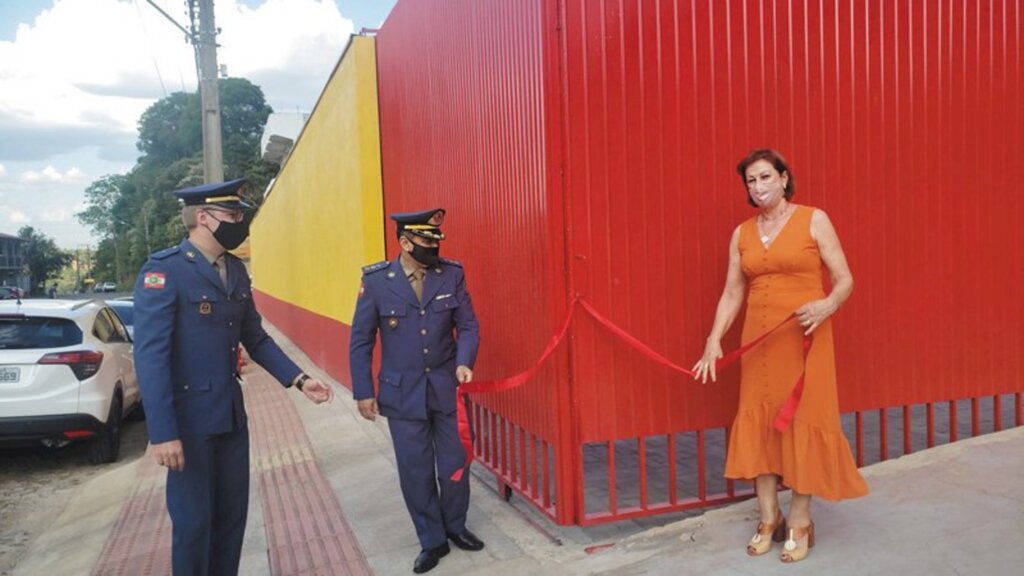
[104,308,131,342]
[0,316,83,349]
[110,304,134,326]
[92,309,120,343]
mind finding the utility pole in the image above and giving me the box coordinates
[144,0,225,183]
[194,0,224,183]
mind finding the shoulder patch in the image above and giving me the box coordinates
[439,257,462,268]
[150,246,181,260]
[361,261,390,275]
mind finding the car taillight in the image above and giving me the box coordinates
[38,351,104,380]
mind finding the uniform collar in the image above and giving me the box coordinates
[179,238,229,294]
[399,253,426,279]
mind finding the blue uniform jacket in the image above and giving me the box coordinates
[349,257,480,420]
[133,239,302,443]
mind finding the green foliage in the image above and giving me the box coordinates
[79,78,278,286]
[18,226,72,295]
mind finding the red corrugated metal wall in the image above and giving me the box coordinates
[562,0,1022,432]
[376,0,575,520]
[377,0,1024,525]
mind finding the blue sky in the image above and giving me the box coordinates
[0,0,396,248]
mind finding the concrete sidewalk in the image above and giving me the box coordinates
[11,322,1023,575]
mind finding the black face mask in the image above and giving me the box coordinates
[408,242,440,267]
[208,215,250,250]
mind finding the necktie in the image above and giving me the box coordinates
[410,269,424,302]
[212,257,227,288]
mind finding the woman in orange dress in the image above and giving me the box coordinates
[692,149,868,563]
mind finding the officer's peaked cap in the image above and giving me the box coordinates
[174,178,253,209]
[390,208,445,240]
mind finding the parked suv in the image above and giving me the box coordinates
[0,299,140,463]
[95,282,118,293]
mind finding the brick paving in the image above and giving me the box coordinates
[91,360,370,575]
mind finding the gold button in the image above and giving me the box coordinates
[425,367,431,373]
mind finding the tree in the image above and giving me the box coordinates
[77,174,131,281]
[79,77,279,286]
[18,226,72,295]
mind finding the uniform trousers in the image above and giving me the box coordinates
[166,425,250,576]
[387,379,470,549]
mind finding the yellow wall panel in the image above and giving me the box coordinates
[251,35,385,324]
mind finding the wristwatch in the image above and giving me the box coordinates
[295,373,311,391]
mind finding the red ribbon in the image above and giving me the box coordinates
[771,334,814,432]
[450,297,811,481]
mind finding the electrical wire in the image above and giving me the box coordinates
[133,0,168,98]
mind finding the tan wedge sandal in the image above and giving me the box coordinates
[780,521,815,563]
[746,511,787,556]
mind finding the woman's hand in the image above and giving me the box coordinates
[795,299,836,335]
[692,338,724,383]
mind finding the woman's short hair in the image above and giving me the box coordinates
[736,148,795,207]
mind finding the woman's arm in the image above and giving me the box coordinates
[796,209,853,334]
[693,225,747,382]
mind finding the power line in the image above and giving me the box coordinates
[133,0,168,98]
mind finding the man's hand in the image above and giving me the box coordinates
[456,365,473,384]
[357,398,379,421]
[301,378,334,404]
[152,439,185,471]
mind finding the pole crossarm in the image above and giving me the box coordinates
[143,0,194,41]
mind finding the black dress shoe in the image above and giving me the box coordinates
[413,543,450,574]
[447,529,485,551]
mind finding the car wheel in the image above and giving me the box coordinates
[90,394,123,464]
[126,400,146,422]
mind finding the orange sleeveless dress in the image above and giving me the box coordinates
[725,205,868,501]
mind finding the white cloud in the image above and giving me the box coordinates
[0,0,357,246]
[19,165,87,183]
[0,0,355,162]
[40,208,71,223]
[5,208,30,224]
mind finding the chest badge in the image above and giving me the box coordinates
[388,317,399,329]
[199,302,213,315]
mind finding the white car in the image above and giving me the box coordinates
[0,299,140,463]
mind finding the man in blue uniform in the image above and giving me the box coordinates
[350,208,483,574]
[133,179,334,576]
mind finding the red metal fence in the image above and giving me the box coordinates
[376,0,1024,526]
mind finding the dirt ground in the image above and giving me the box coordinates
[0,419,149,576]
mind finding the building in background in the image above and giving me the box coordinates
[0,233,28,291]
[260,112,310,166]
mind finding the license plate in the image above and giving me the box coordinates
[0,367,20,383]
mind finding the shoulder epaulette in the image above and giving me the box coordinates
[439,257,462,268]
[150,246,181,261]
[362,261,390,275]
